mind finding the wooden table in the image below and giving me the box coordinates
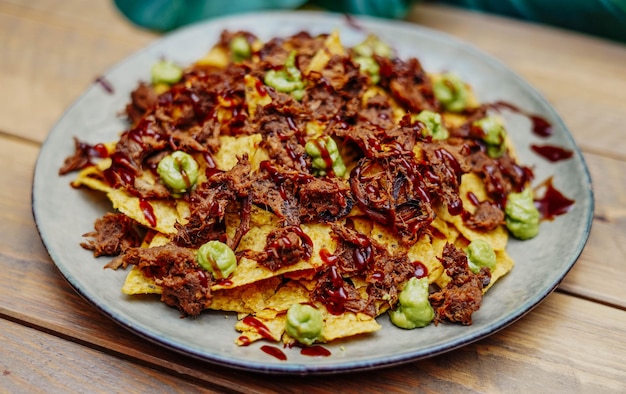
[2,1,625,392]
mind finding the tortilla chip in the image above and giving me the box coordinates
[320,311,381,343]
[436,173,509,251]
[235,313,285,344]
[306,30,344,74]
[214,134,268,171]
[108,189,184,234]
[195,46,229,68]
[244,74,272,119]
[237,305,381,346]
[122,265,162,295]
[214,221,335,290]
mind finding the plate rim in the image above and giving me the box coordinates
[32,10,594,375]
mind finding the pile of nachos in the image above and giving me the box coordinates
[59,29,534,347]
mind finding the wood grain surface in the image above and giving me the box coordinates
[1,0,625,392]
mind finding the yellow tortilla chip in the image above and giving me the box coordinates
[244,74,272,119]
[235,313,285,345]
[215,221,335,290]
[195,46,229,68]
[436,173,509,251]
[319,311,381,343]
[213,134,268,171]
[122,265,162,295]
[306,30,345,74]
[486,249,515,291]
[108,188,185,234]
[237,305,381,346]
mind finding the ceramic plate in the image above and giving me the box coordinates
[32,11,593,374]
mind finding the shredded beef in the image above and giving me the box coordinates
[298,177,352,222]
[313,223,414,316]
[243,225,312,271]
[80,213,141,257]
[429,243,491,325]
[467,149,531,205]
[377,56,439,113]
[59,138,101,175]
[125,82,157,125]
[358,93,396,129]
[251,161,305,226]
[465,201,505,231]
[109,243,212,316]
[350,154,436,244]
[174,155,252,249]
[421,141,471,215]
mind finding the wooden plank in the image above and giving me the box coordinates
[2,282,625,393]
[0,318,217,393]
[0,1,157,143]
[559,153,626,306]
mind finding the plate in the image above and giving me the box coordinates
[32,11,593,374]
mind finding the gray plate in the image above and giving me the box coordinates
[32,11,593,374]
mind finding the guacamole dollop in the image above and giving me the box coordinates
[389,277,434,329]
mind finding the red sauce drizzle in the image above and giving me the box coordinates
[238,336,251,346]
[260,345,287,361]
[320,248,338,265]
[412,261,428,279]
[323,266,348,315]
[343,13,364,31]
[300,345,331,357]
[533,177,575,221]
[352,233,373,272]
[242,316,274,341]
[490,101,553,137]
[311,138,335,176]
[139,198,157,227]
[215,278,233,287]
[94,76,114,94]
[466,191,480,206]
[530,144,573,162]
[254,78,267,97]
[197,270,209,288]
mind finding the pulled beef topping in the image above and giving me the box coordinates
[59,138,109,175]
[302,56,367,123]
[243,225,313,271]
[331,121,386,156]
[254,91,310,171]
[313,223,414,316]
[465,200,505,231]
[125,82,158,125]
[252,161,305,226]
[109,243,212,316]
[467,150,532,207]
[313,265,368,316]
[330,223,375,276]
[298,177,353,223]
[174,155,252,249]
[80,213,142,257]
[377,56,439,113]
[421,141,471,216]
[350,154,435,245]
[359,93,396,130]
[429,243,491,325]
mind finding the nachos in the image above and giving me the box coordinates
[60,29,538,347]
